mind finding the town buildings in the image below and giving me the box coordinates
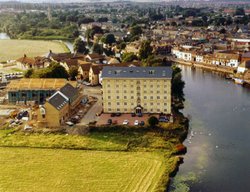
[37,83,82,128]
[7,78,72,104]
[102,66,172,114]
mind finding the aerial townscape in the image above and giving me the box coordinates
[0,0,250,192]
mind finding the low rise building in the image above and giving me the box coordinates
[102,67,172,114]
[37,83,82,127]
[7,78,72,104]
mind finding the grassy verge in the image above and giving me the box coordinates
[0,120,188,192]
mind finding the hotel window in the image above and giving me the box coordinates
[144,85,146,88]
[164,91,167,94]
[144,91,147,94]
[150,96,153,99]
[108,90,111,93]
[131,91,134,93]
[11,93,16,97]
[117,108,120,112]
[124,96,127,99]
[157,91,160,94]
[164,109,168,112]
[124,85,127,88]
[108,96,111,99]
[108,102,111,105]
[108,108,111,111]
[124,102,127,105]
[150,85,153,88]
[164,103,167,106]
[144,96,147,99]
[116,85,119,88]
[124,108,127,111]
[157,85,160,88]
[117,102,120,105]
[117,96,120,99]
[150,91,153,94]
[116,90,119,93]
[157,96,160,99]
[164,85,167,88]
[107,84,110,87]
[150,103,153,105]
[131,96,134,99]
[21,93,27,97]
[124,90,127,93]
[157,109,160,112]
[164,96,167,99]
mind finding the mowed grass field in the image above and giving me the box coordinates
[0,39,69,61]
[0,147,166,192]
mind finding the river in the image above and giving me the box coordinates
[170,66,250,192]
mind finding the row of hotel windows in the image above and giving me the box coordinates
[106,84,169,88]
[107,108,169,112]
[105,79,169,83]
[107,102,168,106]
[106,95,168,99]
[106,90,168,94]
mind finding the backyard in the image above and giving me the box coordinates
[0,40,69,61]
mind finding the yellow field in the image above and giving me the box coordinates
[0,147,166,192]
[0,39,69,61]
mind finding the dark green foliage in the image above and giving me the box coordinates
[148,116,159,127]
[73,38,88,54]
[68,66,78,80]
[24,69,34,78]
[122,52,137,62]
[139,40,153,60]
[171,65,185,103]
[92,43,103,54]
[101,33,116,45]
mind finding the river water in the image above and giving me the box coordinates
[170,66,250,192]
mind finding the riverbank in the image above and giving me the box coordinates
[172,58,234,75]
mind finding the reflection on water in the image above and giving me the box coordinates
[170,66,250,192]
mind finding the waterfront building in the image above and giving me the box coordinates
[102,66,172,114]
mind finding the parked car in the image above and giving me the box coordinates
[134,120,139,126]
[123,120,129,125]
[111,113,116,117]
[107,119,112,125]
[140,121,145,126]
[115,113,121,117]
[138,113,143,117]
[131,113,136,117]
[66,121,74,126]
[159,116,169,122]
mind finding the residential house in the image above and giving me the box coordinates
[37,83,82,128]
[78,63,92,80]
[237,60,250,73]
[16,55,50,70]
[85,53,105,64]
[212,51,241,67]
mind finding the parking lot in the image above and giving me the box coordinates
[96,113,158,126]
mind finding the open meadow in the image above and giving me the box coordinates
[0,40,69,61]
[0,147,167,192]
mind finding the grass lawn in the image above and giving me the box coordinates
[0,147,168,192]
[0,39,69,61]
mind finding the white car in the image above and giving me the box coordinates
[134,120,139,126]
[123,120,129,125]
[66,121,74,126]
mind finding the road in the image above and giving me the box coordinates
[79,85,103,125]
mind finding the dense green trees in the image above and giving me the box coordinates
[172,65,185,103]
[25,62,69,79]
[101,34,116,45]
[139,40,153,60]
[148,116,159,127]
[122,52,138,62]
[73,38,88,54]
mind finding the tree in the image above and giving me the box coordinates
[139,40,153,60]
[101,33,116,45]
[24,69,34,78]
[148,116,159,127]
[130,25,142,37]
[73,37,88,54]
[117,41,126,50]
[122,52,137,62]
[172,65,185,102]
[69,66,78,80]
[92,43,103,54]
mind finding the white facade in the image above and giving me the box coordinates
[172,49,193,61]
[195,55,204,63]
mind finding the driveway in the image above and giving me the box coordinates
[79,85,103,125]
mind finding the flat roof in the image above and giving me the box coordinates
[7,78,70,91]
[102,66,172,79]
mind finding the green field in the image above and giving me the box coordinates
[0,147,166,192]
[0,39,69,61]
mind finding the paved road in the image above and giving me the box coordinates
[79,85,102,125]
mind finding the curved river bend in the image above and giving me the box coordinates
[170,66,250,192]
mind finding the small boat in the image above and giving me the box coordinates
[234,78,244,85]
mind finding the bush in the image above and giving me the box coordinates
[148,116,159,127]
